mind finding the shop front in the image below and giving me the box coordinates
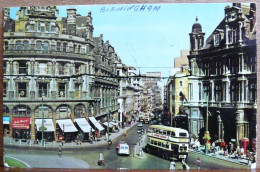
[35,119,55,141]
[56,119,78,142]
[74,118,93,141]
[89,116,104,138]
[11,117,30,140]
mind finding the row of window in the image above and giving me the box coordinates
[191,81,257,102]
[4,104,88,119]
[3,82,119,101]
[4,41,85,54]
[25,20,59,33]
[199,56,256,76]
[3,61,86,76]
[150,139,170,149]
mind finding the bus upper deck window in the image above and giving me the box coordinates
[163,131,167,135]
[156,129,159,133]
[159,130,163,134]
[171,132,175,137]
[167,131,171,135]
[179,133,187,137]
[162,143,166,147]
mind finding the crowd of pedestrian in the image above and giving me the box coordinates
[191,138,256,167]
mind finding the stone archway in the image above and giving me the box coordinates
[74,104,86,118]
[13,105,31,117]
[56,104,72,119]
[34,105,53,119]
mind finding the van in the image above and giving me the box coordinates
[118,143,130,155]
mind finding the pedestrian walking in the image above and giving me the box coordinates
[92,131,96,142]
[169,161,175,170]
[97,152,104,166]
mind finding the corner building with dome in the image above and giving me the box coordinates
[3,6,120,141]
[184,3,256,146]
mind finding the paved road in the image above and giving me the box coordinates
[4,122,250,170]
[6,153,90,169]
[187,151,249,170]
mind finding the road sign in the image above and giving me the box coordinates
[196,157,201,165]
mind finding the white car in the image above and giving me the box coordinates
[118,143,130,156]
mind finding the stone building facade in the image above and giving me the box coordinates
[184,3,256,144]
[3,6,119,141]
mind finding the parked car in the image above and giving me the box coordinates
[118,143,130,156]
[116,141,127,150]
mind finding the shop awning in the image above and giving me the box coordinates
[57,119,78,133]
[74,118,93,133]
[103,122,113,128]
[11,117,30,129]
[89,117,104,131]
[3,117,10,124]
[35,119,55,132]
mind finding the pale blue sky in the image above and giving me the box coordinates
[10,3,232,78]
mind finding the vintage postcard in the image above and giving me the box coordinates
[2,3,257,170]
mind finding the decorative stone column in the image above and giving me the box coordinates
[68,78,75,99]
[9,108,13,138]
[52,111,57,141]
[217,114,224,142]
[235,109,248,144]
[71,106,75,123]
[31,110,36,141]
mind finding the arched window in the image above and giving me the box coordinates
[78,45,81,53]
[13,105,31,117]
[36,41,42,50]
[16,41,22,50]
[73,44,77,53]
[56,105,71,119]
[63,43,67,52]
[35,106,52,118]
[43,41,49,50]
[57,42,61,51]
[23,41,29,50]
[74,104,86,118]
[4,41,8,50]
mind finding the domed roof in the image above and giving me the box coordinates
[192,17,202,32]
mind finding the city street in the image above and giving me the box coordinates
[5,123,250,170]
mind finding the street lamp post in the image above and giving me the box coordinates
[41,87,45,147]
[204,95,211,154]
[107,96,111,149]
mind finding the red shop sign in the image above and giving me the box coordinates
[11,117,30,129]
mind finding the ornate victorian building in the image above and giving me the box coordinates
[3,6,119,141]
[185,3,256,144]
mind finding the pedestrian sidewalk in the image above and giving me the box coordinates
[4,122,138,150]
[190,146,251,167]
